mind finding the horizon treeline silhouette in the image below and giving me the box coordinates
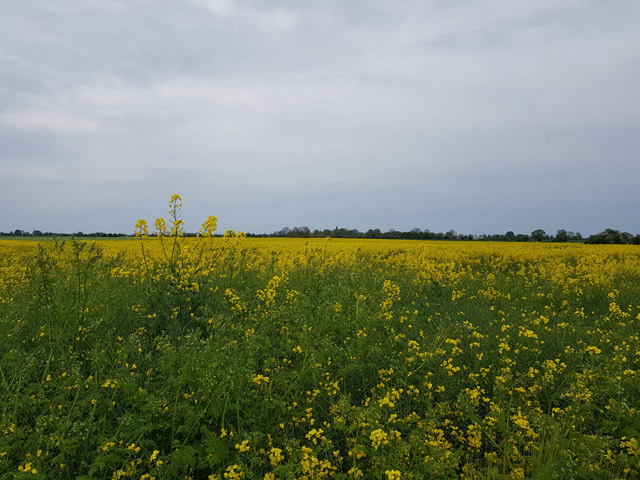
[2,227,639,245]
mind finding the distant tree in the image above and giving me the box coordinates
[408,228,422,239]
[504,231,515,241]
[602,228,622,244]
[621,231,634,244]
[586,228,624,244]
[32,230,42,236]
[531,229,546,242]
[291,226,311,237]
[274,227,291,237]
[555,229,568,242]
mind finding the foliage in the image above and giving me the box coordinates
[530,229,546,242]
[586,229,640,245]
[1,198,639,479]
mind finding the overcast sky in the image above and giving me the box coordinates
[1,0,639,235]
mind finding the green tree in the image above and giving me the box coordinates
[585,228,628,244]
[531,229,546,242]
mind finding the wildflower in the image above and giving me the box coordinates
[223,464,244,479]
[269,447,284,467]
[621,436,640,456]
[155,217,168,235]
[200,216,218,237]
[134,219,149,237]
[467,424,482,449]
[370,429,389,450]
[252,374,270,385]
[305,428,325,445]
[348,467,364,478]
[235,440,250,453]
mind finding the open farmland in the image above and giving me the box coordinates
[1,232,639,479]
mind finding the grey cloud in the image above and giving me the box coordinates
[1,0,639,235]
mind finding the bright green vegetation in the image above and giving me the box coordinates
[1,235,639,479]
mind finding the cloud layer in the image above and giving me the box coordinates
[2,0,639,234]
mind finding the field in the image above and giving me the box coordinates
[1,226,640,478]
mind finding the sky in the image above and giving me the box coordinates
[1,0,639,236]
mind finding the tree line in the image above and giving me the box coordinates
[266,226,640,244]
[2,227,639,244]
[0,230,128,238]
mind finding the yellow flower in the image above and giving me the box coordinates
[252,374,270,385]
[370,429,389,450]
[348,467,364,479]
[134,219,149,237]
[467,424,482,449]
[155,218,168,236]
[269,447,284,467]
[223,464,244,479]
[385,470,401,480]
[149,450,160,463]
[235,440,250,453]
[305,428,325,445]
[200,216,218,237]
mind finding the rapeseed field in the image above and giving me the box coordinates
[1,199,639,479]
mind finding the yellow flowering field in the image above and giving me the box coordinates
[1,204,640,479]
